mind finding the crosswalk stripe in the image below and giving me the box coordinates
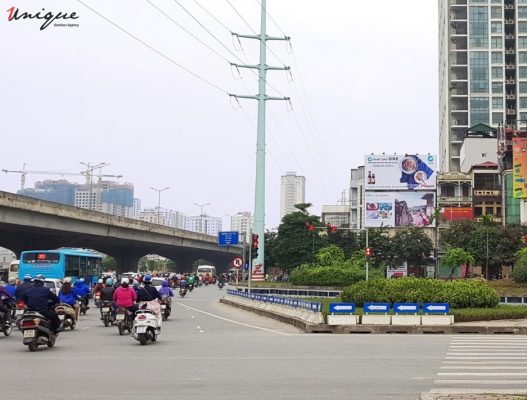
[438,372,527,376]
[443,361,527,364]
[441,366,527,370]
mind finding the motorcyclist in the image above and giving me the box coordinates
[187,274,195,287]
[113,278,137,316]
[137,275,161,302]
[5,278,17,298]
[218,274,226,288]
[15,274,32,300]
[158,279,174,312]
[99,278,116,319]
[74,278,90,310]
[0,284,15,324]
[58,278,78,320]
[22,275,60,335]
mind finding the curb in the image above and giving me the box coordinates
[221,299,527,335]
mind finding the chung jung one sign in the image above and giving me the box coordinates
[364,154,437,191]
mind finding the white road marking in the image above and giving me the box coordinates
[438,372,527,376]
[175,302,293,336]
[442,366,527,370]
[429,389,527,394]
[435,380,527,385]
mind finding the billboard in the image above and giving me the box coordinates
[441,207,474,221]
[513,137,527,199]
[387,263,408,279]
[365,191,436,228]
[364,154,437,190]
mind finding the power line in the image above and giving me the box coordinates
[146,0,229,63]
[76,0,228,94]
[192,0,231,33]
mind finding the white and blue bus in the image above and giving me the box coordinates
[19,248,103,283]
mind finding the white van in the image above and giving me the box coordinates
[196,265,216,278]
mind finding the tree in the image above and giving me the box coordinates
[264,230,278,269]
[315,245,345,266]
[293,203,313,215]
[388,228,434,276]
[441,248,475,281]
[101,256,117,271]
[358,227,391,268]
[326,229,360,258]
[272,211,328,270]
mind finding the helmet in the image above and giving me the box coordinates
[106,278,113,286]
[121,277,129,284]
[8,278,16,284]
[23,274,32,281]
[98,279,103,284]
[63,277,72,283]
[32,274,45,284]
[144,275,152,283]
[79,278,85,283]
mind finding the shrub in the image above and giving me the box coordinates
[513,248,527,283]
[289,263,383,287]
[341,277,499,308]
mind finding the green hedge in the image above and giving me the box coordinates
[452,305,527,322]
[341,277,499,308]
[290,264,383,287]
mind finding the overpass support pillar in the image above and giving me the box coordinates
[113,252,142,274]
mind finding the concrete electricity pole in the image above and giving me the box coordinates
[230,0,290,276]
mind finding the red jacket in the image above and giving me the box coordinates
[113,286,136,307]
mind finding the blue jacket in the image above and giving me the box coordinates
[23,286,59,312]
[58,290,77,306]
[159,286,174,298]
[5,284,16,298]
[75,281,90,297]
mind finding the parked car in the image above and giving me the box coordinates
[44,279,62,295]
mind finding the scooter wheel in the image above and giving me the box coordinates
[118,324,124,336]
[70,321,76,330]
[3,324,12,336]
[139,336,148,345]
[47,337,55,348]
[28,341,38,352]
[104,318,109,327]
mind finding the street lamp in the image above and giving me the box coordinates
[80,162,108,210]
[150,186,169,225]
[194,202,211,234]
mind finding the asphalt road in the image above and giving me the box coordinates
[0,285,451,400]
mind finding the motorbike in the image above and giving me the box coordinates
[100,300,115,327]
[77,296,88,316]
[115,307,133,335]
[179,287,187,298]
[0,298,14,337]
[55,303,77,331]
[93,291,101,308]
[218,281,225,290]
[160,296,171,321]
[132,309,160,345]
[188,283,194,292]
[20,311,56,352]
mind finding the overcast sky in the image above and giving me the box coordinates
[0,0,438,229]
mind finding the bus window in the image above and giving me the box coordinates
[65,255,78,277]
[79,256,87,276]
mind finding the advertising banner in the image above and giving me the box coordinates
[365,191,436,228]
[513,137,527,199]
[364,154,437,190]
[387,263,408,279]
[441,207,474,221]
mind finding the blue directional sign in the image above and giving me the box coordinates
[329,303,356,314]
[243,263,249,271]
[394,303,419,314]
[423,303,450,314]
[218,231,239,246]
[364,302,391,313]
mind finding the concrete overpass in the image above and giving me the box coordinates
[0,191,242,273]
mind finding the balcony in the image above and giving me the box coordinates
[451,11,467,21]
[505,64,516,70]
[505,19,515,25]
[505,4,514,10]
[506,93,516,100]
[506,48,515,55]
[473,189,501,197]
[506,108,517,115]
[438,196,472,204]
[506,78,516,85]
[506,34,515,40]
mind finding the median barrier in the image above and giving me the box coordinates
[327,315,358,325]
[421,315,454,326]
[361,314,392,325]
[391,315,421,326]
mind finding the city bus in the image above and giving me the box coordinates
[196,265,217,279]
[18,248,103,283]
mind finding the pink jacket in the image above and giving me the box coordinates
[113,287,137,307]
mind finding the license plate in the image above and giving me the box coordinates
[59,315,65,320]
[161,305,166,309]
[95,296,100,300]
[136,326,146,333]
[116,314,125,320]
[16,310,24,316]
[102,307,110,312]
[23,330,35,338]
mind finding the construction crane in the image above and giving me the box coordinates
[2,163,123,189]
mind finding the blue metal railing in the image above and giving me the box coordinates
[227,289,322,313]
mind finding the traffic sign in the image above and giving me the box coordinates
[232,256,243,269]
[243,263,249,271]
[393,303,419,314]
[329,303,356,314]
[364,302,390,313]
[423,303,450,314]
[218,231,239,246]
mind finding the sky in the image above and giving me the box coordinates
[0,0,438,230]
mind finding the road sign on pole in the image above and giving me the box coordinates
[218,231,239,246]
[232,256,243,269]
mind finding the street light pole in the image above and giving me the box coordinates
[194,202,211,234]
[150,186,169,225]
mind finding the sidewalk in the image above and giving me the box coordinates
[453,318,527,327]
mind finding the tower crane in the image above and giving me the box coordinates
[2,163,123,189]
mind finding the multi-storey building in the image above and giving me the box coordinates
[75,181,134,217]
[137,207,187,229]
[349,167,365,229]
[280,172,306,220]
[439,0,527,172]
[230,212,253,242]
[186,215,222,236]
[18,179,78,206]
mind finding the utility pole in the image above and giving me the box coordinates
[230,0,290,279]
[194,202,211,234]
[150,186,169,225]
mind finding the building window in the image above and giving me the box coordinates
[491,6,502,19]
[470,97,490,125]
[491,51,502,64]
[492,66,502,79]
[491,37,502,49]
[441,185,455,197]
[474,207,483,217]
[519,37,527,49]
[492,112,503,124]
[470,52,489,93]
[521,82,527,93]
[492,82,503,93]
[462,186,470,197]
[491,21,502,34]
[470,7,489,48]
[520,7,527,19]
[521,22,527,34]
[520,52,527,64]
[492,97,503,109]
[521,67,527,79]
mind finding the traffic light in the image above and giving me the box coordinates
[251,234,259,259]
[365,247,373,258]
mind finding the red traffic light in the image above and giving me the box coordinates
[251,234,259,249]
[365,247,373,257]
